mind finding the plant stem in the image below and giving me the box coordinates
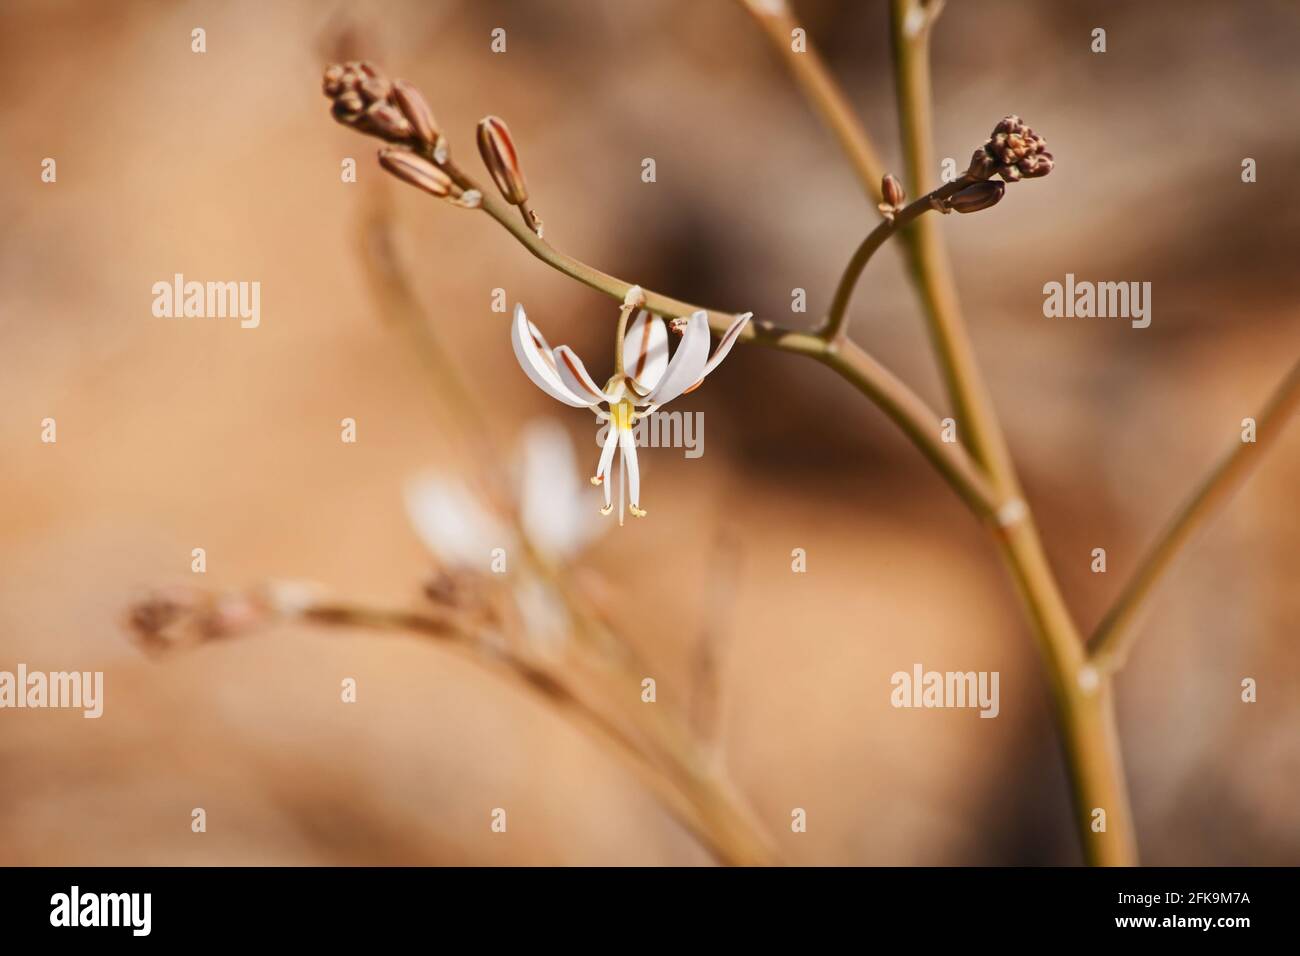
[992,517,1137,865]
[822,177,973,342]
[737,0,886,202]
[887,0,1136,864]
[301,599,779,866]
[1089,357,1300,674]
[889,1,1017,494]
[822,340,995,516]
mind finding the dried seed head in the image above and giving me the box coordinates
[967,115,1053,183]
[947,179,1006,214]
[392,79,439,147]
[476,115,529,205]
[881,174,906,209]
[378,147,459,199]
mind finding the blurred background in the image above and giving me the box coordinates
[1,0,1297,865]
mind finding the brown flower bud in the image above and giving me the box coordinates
[967,115,1052,183]
[378,148,458,199]
[359,76,392,105]
[392,79,439,147]
[366,102,413,140]
[322,64,345,97]
[333,90,364,119]
[881,174,906,209]
[947,180,1005,214]
[476,115,529,205]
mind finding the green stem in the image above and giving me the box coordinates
[888,0,1136,865]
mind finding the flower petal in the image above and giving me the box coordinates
[404,473,512,568]
[643,310,710,407]
[511,304,591,407]
[517,419,598,559]
[683,311,751,395]
[622,309,669,392]
[552,345,611,404]
[619,426,642,512]
[596,423,619,509]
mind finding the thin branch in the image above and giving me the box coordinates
[735,0,886,203]
[302,600,780,867]
[1088,358,1300,674]
[888,0,1018,496]
[820,340,995,516]
[821,176,973,342]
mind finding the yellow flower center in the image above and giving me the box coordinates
[611,399,635,432]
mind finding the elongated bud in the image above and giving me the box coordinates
[947,179,1005,214]
[392,80,439,148]
[477,115,529,205]
[366,102,413,140]
[378,148,457,199]
[881,174,906,209]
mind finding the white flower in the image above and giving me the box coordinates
[404,420,600,567]
[404,420,601,656]
[510,288,751,523]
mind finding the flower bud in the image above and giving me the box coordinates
[881,174,906,209]
[947,180,1005,214]
[322,64,345,97]
[333,90,364,119]
[392,80,439,148]
[967,115,1052,183]
[476,115,529,205]
[366,102,413,140]
[379,148,457,199]
[359,76,392,105]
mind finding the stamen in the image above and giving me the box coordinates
[630,506,647,518]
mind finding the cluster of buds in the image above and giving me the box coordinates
[967,115,1054,182]
[126,586,269,652]
[323,61,445,158]
[324,61,539,228]
[878,174,907,222]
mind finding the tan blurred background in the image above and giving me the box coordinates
[1,0,1297,865]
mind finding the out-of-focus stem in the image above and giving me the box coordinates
[300,599,779,866]
[1089,358,1300,674]
[736,0,886,202]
